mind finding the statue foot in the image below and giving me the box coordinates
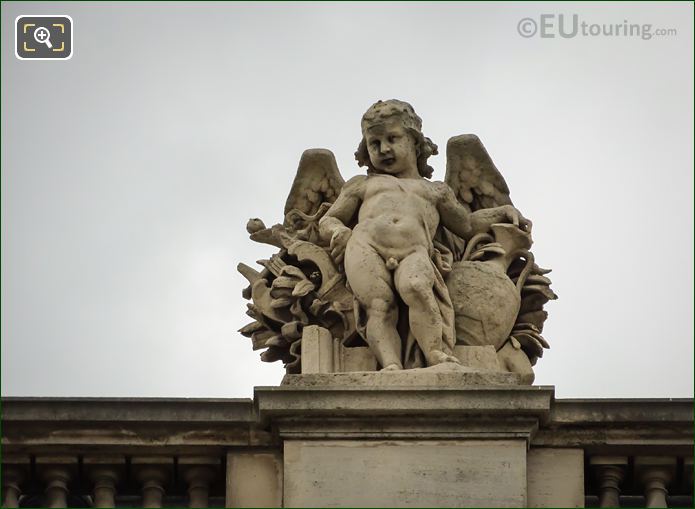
[381,363,403,371]
[427,349,461,366]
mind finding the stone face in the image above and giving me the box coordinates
[284,440,527,508]
[226,452,283,508]
[238,99,556,379]
[527,448,584,507]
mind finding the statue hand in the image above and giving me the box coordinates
[501,205,532,233]
[470,206,533,237]
[330,227,352,264]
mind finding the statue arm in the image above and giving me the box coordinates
[438,183,531,240]
[319,176,365,263]
[319,176,364,235]
[437,184,474,239]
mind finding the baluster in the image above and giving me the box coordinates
[1,466,24,508]
[636,457,676,508]
[36,456,77,509]
[85,456,125,508]
[42,467,71,508]
[180,457,219,508]
[133,457,173,509]
[590,456,627,507]
[2,455,29,509]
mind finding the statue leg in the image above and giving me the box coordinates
[395,250,459,367]
[344,239,402,370]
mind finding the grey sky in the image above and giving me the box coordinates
[2,2,693,399]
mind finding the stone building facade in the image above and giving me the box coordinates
[1,385,692,507]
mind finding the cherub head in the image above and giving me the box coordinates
[355,99,438,179]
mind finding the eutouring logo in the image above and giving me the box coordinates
[517,14,677,40]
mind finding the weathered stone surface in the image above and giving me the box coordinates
[301,325,334,374]
[255,384,554,447]
[282,362,522,387]
[258,383,554,414]
[2,396,693,506]
[227,452,282,508]
[284,440,527,507]
[298,332,506,375]
[334,342,378,372]
[453,345,501,370]
[0,397,267,451]
[497,341,535,384]
[527,448,584,507]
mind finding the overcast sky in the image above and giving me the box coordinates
[2,2,693,399]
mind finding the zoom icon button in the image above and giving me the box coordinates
[16,15,73,60]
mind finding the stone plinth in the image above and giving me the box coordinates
[256,377,553,507]
[284,439,527,508]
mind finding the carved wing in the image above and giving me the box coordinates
[445,134,513,213]
[444,134,556,367]
[283,149,345,224]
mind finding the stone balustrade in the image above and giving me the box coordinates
[1,454,222,508]
[587,455,691,507]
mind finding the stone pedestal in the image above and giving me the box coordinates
[255,373,555,507]
[299,325,513,377]
[284,439,527,507]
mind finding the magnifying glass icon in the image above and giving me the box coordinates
[34,26,53,49]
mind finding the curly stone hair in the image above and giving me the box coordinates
[354,99,438,179]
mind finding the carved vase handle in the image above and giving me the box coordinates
[513,249,535,293]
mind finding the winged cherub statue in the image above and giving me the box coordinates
[238,99,556,382]
[318,100,529,370]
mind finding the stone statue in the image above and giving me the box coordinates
[238,100,556,383]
